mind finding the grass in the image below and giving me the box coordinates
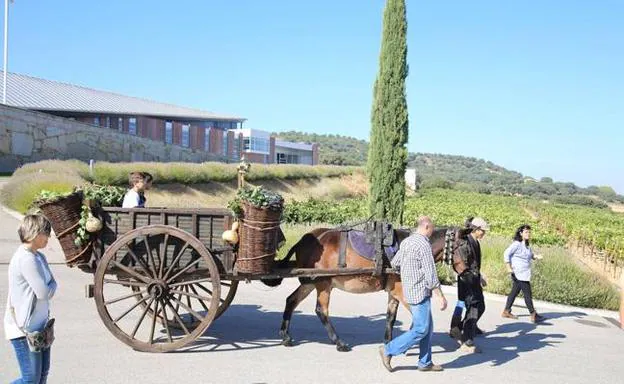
[87,161,361,185]
[480,236,620,310]
[0,173,83,213]
[1,160,363,213]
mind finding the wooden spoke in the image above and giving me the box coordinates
[169,277,216,287]
[143,235,159,278]
[164,298,191,335]
[185,285,192,312]
[169,295,205,323]
[103,279,146,288]
[195,283,213,296]
[189,284,210,312]
[170,288,212,303]
[112,295,151,324]
[149,300,160,344]
[158,234,169,278]
[160,299,173,343]
[111,260,151,284]
[162,241,190,281]
[130,297,155,339]
[166,258,202,284]
[123,245,153,278]
[105,290,147,305]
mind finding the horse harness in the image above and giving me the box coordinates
[337,220,394,277]
[443,227,458,267]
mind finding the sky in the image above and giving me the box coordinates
[3,0,623,193]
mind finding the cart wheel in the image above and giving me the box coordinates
[132,279,237,325]
[94,225,221,352]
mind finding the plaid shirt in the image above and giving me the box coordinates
[391,232,440,305]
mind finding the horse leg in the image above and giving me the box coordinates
[384,295,399,344]
[385,280,411,343]
[279,283,315,347]
[314,280,351,352]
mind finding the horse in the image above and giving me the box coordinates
[262,225,460,352]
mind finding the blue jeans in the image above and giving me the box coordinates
[9,337,50,384]
[384,297,433,368]
[454,300,466,317]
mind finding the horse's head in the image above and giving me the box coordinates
[395,226,461,265]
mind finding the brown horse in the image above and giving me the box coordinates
[263,225,458,351]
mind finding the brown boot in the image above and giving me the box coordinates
[501,310,518,319]
[531,312,545,323]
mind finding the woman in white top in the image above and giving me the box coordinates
[4,214,57,383]
[501,224,545,323]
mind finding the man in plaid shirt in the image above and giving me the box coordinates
[378,216,447,372]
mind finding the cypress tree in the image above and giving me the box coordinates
[367,0,409,225]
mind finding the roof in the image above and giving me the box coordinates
[0,71,245,122]
[275,139,314,151]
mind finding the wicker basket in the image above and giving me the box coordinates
[235,202,283,274]
[37,191,93,266]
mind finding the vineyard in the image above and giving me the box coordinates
[284,188,624,278]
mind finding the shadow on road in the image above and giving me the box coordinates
[402,311,574,369]
[169,304,406,353]
[393,311,579,371]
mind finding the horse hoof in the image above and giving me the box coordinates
[281,338,294,347]
[336,343,351,352]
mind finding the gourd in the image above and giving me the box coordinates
[85,212,103,233]
[222,221,240,244]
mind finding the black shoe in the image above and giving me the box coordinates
[449,327,462,340]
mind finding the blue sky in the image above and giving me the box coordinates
[4,0,623,193]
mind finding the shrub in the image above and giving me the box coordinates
[12,159,88,179]
[0,173,84,213]
[479,237,620,310]
[87,161,358,185]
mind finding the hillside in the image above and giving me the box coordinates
[274,131,623,205]
[275,131,368,166]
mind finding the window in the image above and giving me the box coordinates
[287,154,299,164]
[204,127,211,151]
[118,117,123,131]
[105,117,110,128]
[276,152,300,164]
[128,118,137,135]
[165,121,173,144]
[231,136,240,160]
[93,117,100,126]
[222,133,228,156]
[243,137,270,154]
[182,124,190,147]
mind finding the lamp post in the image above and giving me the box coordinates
[3,0,9,104]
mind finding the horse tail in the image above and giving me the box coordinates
[260,239,300,287]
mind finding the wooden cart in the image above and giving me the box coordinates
[75,206,389,353]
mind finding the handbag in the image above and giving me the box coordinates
[10,299,55,353]
[22,318,55,352]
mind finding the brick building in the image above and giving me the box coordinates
[0,71,318,164]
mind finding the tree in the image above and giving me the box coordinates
[367,0,409,224]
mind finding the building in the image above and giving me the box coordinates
[227,129,319,165]
[0,71,318,165]
[274,139,318,165]
[0,71,246,161]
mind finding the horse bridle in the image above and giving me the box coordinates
[442,228,458,266]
